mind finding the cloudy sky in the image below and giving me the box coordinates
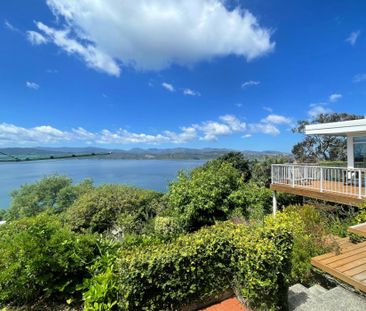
[1,0,365,151]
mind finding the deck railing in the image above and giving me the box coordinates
[271,164,366,198]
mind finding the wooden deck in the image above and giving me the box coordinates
[271,181,365,206]
[349,223,366,237]
[311,240,366,293]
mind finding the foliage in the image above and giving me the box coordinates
[79,239,121,311]
[112,222,292,311]
[6,176,94,220]
[250,156,289,187]
[153,216,184,238]
[167,161,242,231]
[214,152,252,182]
[228,182,272,220]
[292,112,363,162]
[0,214,98,304]
[66,184,162,233]
[0,209,6,221]
[265,205,328,284]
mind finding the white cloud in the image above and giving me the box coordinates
[194,114,246,141]
[4,20,20,33]
[241,80,260,88]
[27,0,274,75]
[308,103,332,118]
[26,81,40,90]
[262,114,292,125]
[346,31,360,46]
[249,123,280,136]
[27,30,48,45]
[0,113,290,146]
[0,123,71,145]
[162,82,175,92]
[220,114,246,131]
[262,106,273,112]
[328,93,342,103]
[183,88,200,96]
[353,73,366,83]
[36,22,120,76]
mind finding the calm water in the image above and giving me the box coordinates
[0,159,206,209]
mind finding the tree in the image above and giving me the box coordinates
[292,113,363,162]
[214,152,251,181]
[167,161,242,231]
[6,176,94,220]
[66,184,162,233]
[251,156,289,187]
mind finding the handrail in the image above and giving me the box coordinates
[271,163,366,172]
[271,164,366,199]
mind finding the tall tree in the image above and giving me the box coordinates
[292,113,363,162]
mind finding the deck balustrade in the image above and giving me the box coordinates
[271,164,366,199]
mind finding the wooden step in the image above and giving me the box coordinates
[349,222,366,237]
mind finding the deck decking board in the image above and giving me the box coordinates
[311,241,366,293]
[349,223,366,237]
[270,182,364,206]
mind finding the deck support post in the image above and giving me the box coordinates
[272,191,278,216]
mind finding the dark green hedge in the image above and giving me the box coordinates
[114,222,293,311]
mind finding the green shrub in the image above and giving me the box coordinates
[228,182,272,220]
[6,176,94,220]
[167,161,242,231]
[265,205,328,284]
[0,214,98,304]
[66,185,161,233]
[153,216,184,237]
[79,239,120,311]
[112,222,292,311]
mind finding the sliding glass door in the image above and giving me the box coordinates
[354,136,366,168]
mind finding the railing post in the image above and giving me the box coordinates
[359,169,362,198]
[271,165,274,184]
[320,167,323,192]
[292,165,295,188]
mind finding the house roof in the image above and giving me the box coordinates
[305,118,366,136]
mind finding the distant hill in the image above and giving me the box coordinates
[0,147,291,161]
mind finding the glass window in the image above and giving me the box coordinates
[354,136,366,143]
[354,136,366,168]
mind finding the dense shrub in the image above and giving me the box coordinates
[109,222,293,311]
[228,182,272,220]
[265,205,328,284]
[6,176,94,220]
[66,184,162,233]
[0,214,98,304]
[214,152,252,182]
[167,161,242,230]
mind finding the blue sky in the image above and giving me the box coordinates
[1,0,366,152]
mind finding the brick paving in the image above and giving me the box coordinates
[201,297,247,311]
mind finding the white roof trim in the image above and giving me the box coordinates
[305,118,366,136]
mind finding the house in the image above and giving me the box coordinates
[271,118,366,213]
[271,118,366,294]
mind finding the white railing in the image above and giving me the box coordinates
[271,164,366,198]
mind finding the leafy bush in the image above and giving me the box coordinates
[167,161,242,231]
[228,182,272,220]
[79,239,121,311]
[0,209,6,221]
[6,176,94,220]
[111,222,292,311]
[265,205,328,284]
[153,216,184,238]
[214,152,252,182]
[0,214,98,304]
[66,184,162,233]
